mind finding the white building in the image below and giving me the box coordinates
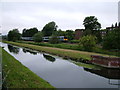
[118,1,120,22]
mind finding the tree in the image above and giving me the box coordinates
[79,35,97,51]
[42,21,58,36]
[22,28,27,37]
[111,24,114,30]
[111,24,114,28]
[49,34,59,44]
[2,35,7,40]
[56,29,66,36]
[8,29,21,41]
[56,29,74,40]
[83,29,102,43]
[83,16,101,31]
[33,32,43,42]
[65,30,74,40]
[8,45,20,54]
[83,29,92,36]
[22,27,38,37]
[94,30,102,43]
[83,16,101,43]
[119,22,120,27]
[103,28,120,50]
[115,22,117,27]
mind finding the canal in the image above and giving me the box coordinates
[1,43,120,88]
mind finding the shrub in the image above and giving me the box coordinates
[79,35,97,51]
[103,28,120,50]
[33,32,43,42]
[49,35,60,44]
[8,29,21,41]
[69,40,79,43]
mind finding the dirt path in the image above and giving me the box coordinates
[41,45,113,57]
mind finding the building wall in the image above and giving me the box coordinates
[118,1,120,22]
[75,29,84,40]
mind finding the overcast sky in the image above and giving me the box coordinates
[1,0,119,35]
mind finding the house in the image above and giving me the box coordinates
[106,26,120,31]
[75,24,120,40]
[75,29,84,40]
[100,30,107,38]
[75,29,106,40]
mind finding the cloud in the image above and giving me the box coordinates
[1,1,118,35]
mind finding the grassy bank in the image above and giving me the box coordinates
[17,41,120,57]
[2,41,116,61]
[2,47,54,88]
[17,41,81,50]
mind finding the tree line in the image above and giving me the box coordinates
[7,21,75,42]
[7,16,120,50]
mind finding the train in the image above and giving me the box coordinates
[42,36,68,42]
[21,36,68,42]
[21,37,33,41]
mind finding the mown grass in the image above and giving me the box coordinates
[1,47,54,88]
[3,41,117,61]
[17,41,120,57]
[17,41,82,50]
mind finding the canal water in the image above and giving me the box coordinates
[1,43,120,88]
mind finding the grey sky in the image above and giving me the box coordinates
[1,0,119,35]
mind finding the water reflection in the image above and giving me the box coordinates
[43,54,56,62]
[84,67,120,87]
[84,68,120,79]
[22,48,37,55]
[2,42,119,88]
[8,45,20,54]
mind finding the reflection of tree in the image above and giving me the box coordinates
[22,48,37,55]
[43,54,55,62]
[84,68,120,79]
[8,45,20,54]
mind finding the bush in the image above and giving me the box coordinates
[79,35,97,51]
[103,28,120,50]
[8,29,21,41]
[49,35,60,44]
[33,32,43,42]
[69,40,79,43]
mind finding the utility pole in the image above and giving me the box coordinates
[118,1,120,23]
[0,26,1,90]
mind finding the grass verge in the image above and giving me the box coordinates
[17,41,120,57]
[1,47,54,88]
[2,41,117,61]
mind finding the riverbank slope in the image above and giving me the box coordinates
[2,47,54,88]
